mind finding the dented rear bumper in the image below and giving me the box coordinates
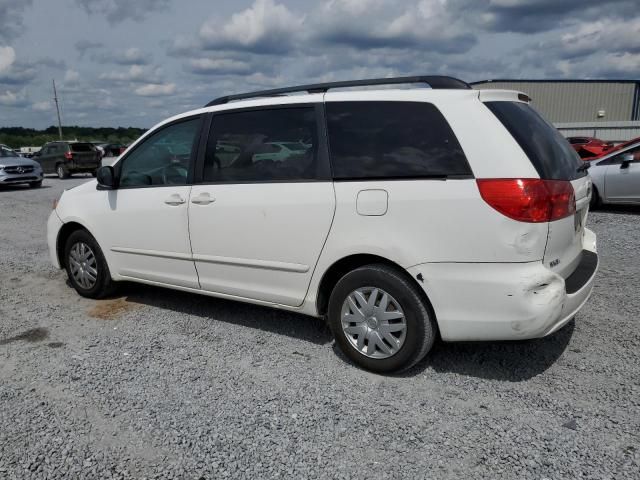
[407,228,598,342]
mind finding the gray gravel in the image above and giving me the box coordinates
[1,176,639,479]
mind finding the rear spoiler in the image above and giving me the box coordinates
[477,89,531,103]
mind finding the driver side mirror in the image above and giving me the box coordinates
[620,153,634,169]
[96,166,117,190]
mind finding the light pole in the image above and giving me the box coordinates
[53,79,63,140]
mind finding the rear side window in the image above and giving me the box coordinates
[326,101,471,180]
[485,101,584,180]
[70,143,95,152]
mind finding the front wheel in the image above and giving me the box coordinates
[64,230,115,298]
[328,264,436,373]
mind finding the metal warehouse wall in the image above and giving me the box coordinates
[473,81,639,123]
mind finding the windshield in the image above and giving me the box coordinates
[0,147,18,157]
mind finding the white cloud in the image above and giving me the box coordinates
[0,88,28,107]
[199,0,304,53]
[0,46,16,72]
[188,58,252,75]
[559,17,640,58]
[32,101,52,111]
[75,0,169,24]
[100,64,161,83]
[134,82,176,96]
[123,47,146,64]
[64,69,80,84]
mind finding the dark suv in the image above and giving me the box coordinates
[35,142,101,179]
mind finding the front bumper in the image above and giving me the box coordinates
[407,228,598,342]
[0,171,43,184]
[47,210,64,269]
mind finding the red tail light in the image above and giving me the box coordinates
[64,151,73,160]
[477,179,576,223]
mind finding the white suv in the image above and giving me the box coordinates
[47,76,598,373]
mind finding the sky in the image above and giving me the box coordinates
[0,0,639,129]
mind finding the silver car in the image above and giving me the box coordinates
[589,141,640,207]
[0,146,44,188]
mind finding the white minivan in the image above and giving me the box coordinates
[47,76,598,372]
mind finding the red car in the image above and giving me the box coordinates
[567,136,614,159]
[595,136,640,158]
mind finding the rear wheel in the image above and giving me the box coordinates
[328,264,436,373]
[64,229,115,298]
[28,180,42,188]
[56,164,70,179]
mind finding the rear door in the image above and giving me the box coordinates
[189,103,335,307]
[604,145,640,202]
[69,143,100,169]
[484,100,590,278]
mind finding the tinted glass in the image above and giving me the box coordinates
[204,107,318,182]
[485,101,585,180]
[70,143,95,152]
[326,101,470,180]
[119,117,200,187]
[0,147,17,157]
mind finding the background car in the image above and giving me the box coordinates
[1,144,24,157]
[252,141,310,162]
[589,140,640,207]
[0,145,43,188]
[34,141,101,179]
[95,143,127,158]
[595,136,640,158]
[567,136,614,159]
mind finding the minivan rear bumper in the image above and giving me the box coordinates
[407,228,598,342]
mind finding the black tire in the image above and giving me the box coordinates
[64,229,116,299]
[28,180,42,188]
[91,170,98,177]
[590,185,601,210]
[327,264,436,373]
[56,164,70,179]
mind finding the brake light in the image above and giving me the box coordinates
[477,179,575,223]
[64,151,73,160]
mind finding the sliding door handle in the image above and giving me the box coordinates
[191,193,216,205]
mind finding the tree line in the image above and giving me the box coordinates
[0,126,147,149]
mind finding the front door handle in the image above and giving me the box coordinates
[191,192,216,205]
[164,193,186,206]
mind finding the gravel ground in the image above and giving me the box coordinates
[1,176,639,479]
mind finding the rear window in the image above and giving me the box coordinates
[326,101,471,180]
[485,101,584,180]
[70,143,95,152]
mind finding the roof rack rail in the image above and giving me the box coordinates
[205,75,470,107]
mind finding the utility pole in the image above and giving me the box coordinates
[52,79,63,140]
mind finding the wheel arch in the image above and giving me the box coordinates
[315,254,438,331]
[56,221,94,268]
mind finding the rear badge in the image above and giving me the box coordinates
[550,259,560,268]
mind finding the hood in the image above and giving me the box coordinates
[0,156,41,168]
